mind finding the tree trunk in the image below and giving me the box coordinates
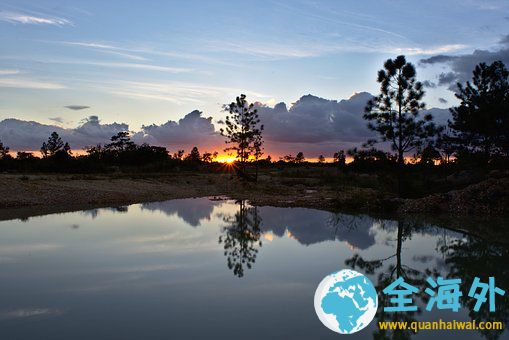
[396,221,403,278]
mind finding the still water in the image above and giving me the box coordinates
[0,198,507,340]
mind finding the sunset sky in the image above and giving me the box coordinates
[1,0,508,157]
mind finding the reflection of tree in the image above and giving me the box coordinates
[441,236,509,340]
[218,200,262,278]
[346,220,430,340]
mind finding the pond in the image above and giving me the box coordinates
[0,198,507,339]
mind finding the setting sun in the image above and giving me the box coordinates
[216,156,237,164]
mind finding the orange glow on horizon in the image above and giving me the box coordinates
[215,155,237,164]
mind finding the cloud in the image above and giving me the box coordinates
[132,110,223,151]
[0,77,65,89]
[422,80,437,88]
[0,69,19,75]
[60,60,193,74]
[0,10,71,26]
[0,94,451,156]
[106,80,270,105]
[420,34,509,90]
[0,116,128,150]
[65,105,90,111]
[392,44,468,56]
[253,92,376,155]
[56,40,224,65]
[438,72,457,86]
[59,41,147,61]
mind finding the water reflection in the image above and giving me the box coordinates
[0,197,506,340]
[442,236,509,340]
[218,200,262,278]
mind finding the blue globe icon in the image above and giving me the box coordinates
[314,269,378,334]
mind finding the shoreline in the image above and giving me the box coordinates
[0,172,507,221]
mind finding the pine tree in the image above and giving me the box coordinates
[364,55,439,166]
[0,140,10,160]
[186,146,201,162]
[220,94,264,179]
[449,60,509,158]
[333,150,346,168]
[41,132,69,157]
[295,152,305,164]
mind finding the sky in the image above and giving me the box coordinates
[0,0,508,158]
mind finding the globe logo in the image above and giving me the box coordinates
[314,269,378,334]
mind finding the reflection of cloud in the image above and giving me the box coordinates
[412,255,434,263]
[141,198,220,227]
[0,308,63,319]
[258,207,377,249]
[81,206,129,219]
[0,243,62,254]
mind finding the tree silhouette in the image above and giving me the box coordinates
[364,55,439,193]
[173,149,185,160]
[281,154,295,163]
[40,132,71,157]
[105,131,136,154]
[295,152,305,164]
[440,235,509,340]
[16,151,35,160]
[419,142,442,166]
[449,60,509,159]
[333,150,346,168]
[186,146,201,163]
[436,127,456,164]
[346,220,431,340]
[318,155,325,164]
[218,200,262,278]
[220,94,264,179]
[201,152,213,163]
[0,140,10,159]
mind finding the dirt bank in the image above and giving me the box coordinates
[399,177,509,215]
[0,173,507,221]
[0,173,380,221]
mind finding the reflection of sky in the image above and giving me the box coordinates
[0,198,504,340]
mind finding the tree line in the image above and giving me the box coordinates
[0,56,507,187]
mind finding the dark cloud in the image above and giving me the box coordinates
[422,80,437,88]
[254,92,376,155]
[49,117,64,124]
[438,97,448,104]
[0,116,128,150]
[438,72,458,88]
[65,105,90,110]
[420,34,509,90]
[0,94,451,155]
[500,34,509,45]
[132,110,222,151]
